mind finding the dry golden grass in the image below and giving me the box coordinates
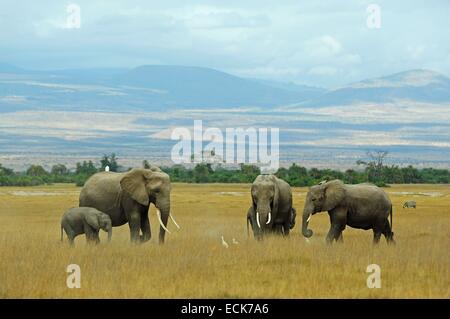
[0,183,449,298]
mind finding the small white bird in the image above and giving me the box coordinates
[221,236,229,248]
[304,237,311,244]
[105,165,110,172]
[232,238,239,245]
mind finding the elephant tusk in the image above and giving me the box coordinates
[169,214,180,230]
[307,214,311,223]
[156,209,171,234]
[256,212,261,228]
[266,212,271,224]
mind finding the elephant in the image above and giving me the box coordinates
[403,201,416,209]
[61,207,112,246]
[246,174,296,240]
[302,180,394,245]
[79,166,179,244]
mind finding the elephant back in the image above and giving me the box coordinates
[79,172,126,225]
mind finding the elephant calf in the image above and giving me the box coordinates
[61,207,112,246]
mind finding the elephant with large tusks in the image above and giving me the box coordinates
[247,174,296,240]
[79,166,180,244]
[302,180,395,245]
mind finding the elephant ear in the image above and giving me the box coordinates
[323,180,346,211]
[270,175,280,214]
[120,168,149,206]
[250,184,257,208]
[85,213,100,230]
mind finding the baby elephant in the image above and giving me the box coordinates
[61,207,112,246]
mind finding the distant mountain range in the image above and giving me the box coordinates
[0,64,448,111]
[296,69,450,108]
[1,63,450,170]
[0,64,323,110]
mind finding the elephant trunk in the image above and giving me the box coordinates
[156,207,171,234]
[302,204,314,238]
[155,200,172,244]
[255,203,271,229]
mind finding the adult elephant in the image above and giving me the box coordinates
[247,174,296,240]
[302,180,394,245]
[79,166,179,244]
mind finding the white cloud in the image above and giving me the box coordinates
[305,35,342,58]
[0,1,449,87]
[308,66,337,76]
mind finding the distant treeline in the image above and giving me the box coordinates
[1,153,449,187]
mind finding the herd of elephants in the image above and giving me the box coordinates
[61,165,412,246]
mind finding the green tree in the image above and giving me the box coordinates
[100,153,119,172]
[0,164,14,176]
[75,161,97,175]
[26,165,48,177]
[193,164,212,183]
[51,164,68,176]
[357,151,389,185]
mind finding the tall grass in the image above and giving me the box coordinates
[0,183,448,298]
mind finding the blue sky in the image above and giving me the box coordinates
[0,0,449,87]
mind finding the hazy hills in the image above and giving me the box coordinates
[1,64,449,170]
[0,64,449,112]
[0,64,323,110]
[296,69,450,108]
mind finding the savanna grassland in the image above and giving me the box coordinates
[0,183,449,298]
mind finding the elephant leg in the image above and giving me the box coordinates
[128,212,141,244]
[65,227,76,246]
[373,229,382,244]
[326,228,334,244]
[92,230,100,245]
[140,213,151,243]
[332,222,345,242]
[326,224,340,244]
[327,209,347,244]
[158,211,170,244]
[83,224,94,243]
[84,225,99,245]
[282,222,290,236]
[274,224,284,235]
[382,219,395,245]
[68,234,75,246]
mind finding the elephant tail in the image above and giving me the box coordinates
[60,225,64,242]
[246,215,250,238]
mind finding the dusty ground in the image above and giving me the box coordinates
[0,183,449,298]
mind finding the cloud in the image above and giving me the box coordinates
[0,95,27,103]
[305,35,342,58]
[0,1,449,87]
[308,66,338,76]
[184,11,270,29]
